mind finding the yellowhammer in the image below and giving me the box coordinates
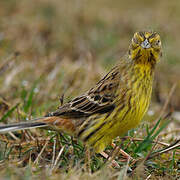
[0,31,162,153]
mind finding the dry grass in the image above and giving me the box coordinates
[0,0,180,179]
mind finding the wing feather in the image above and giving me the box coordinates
[47,66,121,118]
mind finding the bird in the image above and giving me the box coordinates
[0,31,162,153]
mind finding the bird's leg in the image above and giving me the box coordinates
[100,142,134,168]
[100,150,120,168]
[111,142,134,161]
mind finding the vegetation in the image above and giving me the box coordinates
[0,0,179,179]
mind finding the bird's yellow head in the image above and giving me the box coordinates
[129,31,162,66]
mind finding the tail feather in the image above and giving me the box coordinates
[0,116,76,134]
[0,117,48,133]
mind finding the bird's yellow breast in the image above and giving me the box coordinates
[85,63,153,153]
[114,63,153,135]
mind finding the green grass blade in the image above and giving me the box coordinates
[0,103,19,122]
[23,83,37,113]
[135,118,161,153]
[151,119,171,140]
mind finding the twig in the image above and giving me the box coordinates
[148,139,180,159]
[51,138,56,167]
[0,138,51,146]
[0,52,20,75]
[52,146,65,171]
[145,174,151,180]
[122,136,170,146]
[122,156,130,180]
[158,83,177,120]
[34,141,49,164]
[160,128,180,136]
[8,132,20,141]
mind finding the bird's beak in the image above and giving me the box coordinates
[141,39,151,49]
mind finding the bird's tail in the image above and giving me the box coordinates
[0,116,75,134]
[0,117,49,133]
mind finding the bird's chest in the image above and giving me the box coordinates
[111,67,153,136]
[132,67,153,119]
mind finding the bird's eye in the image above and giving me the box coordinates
[155,40,161,46]
[132,37,139,44]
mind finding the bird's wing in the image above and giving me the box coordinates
[48,66,121,118]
